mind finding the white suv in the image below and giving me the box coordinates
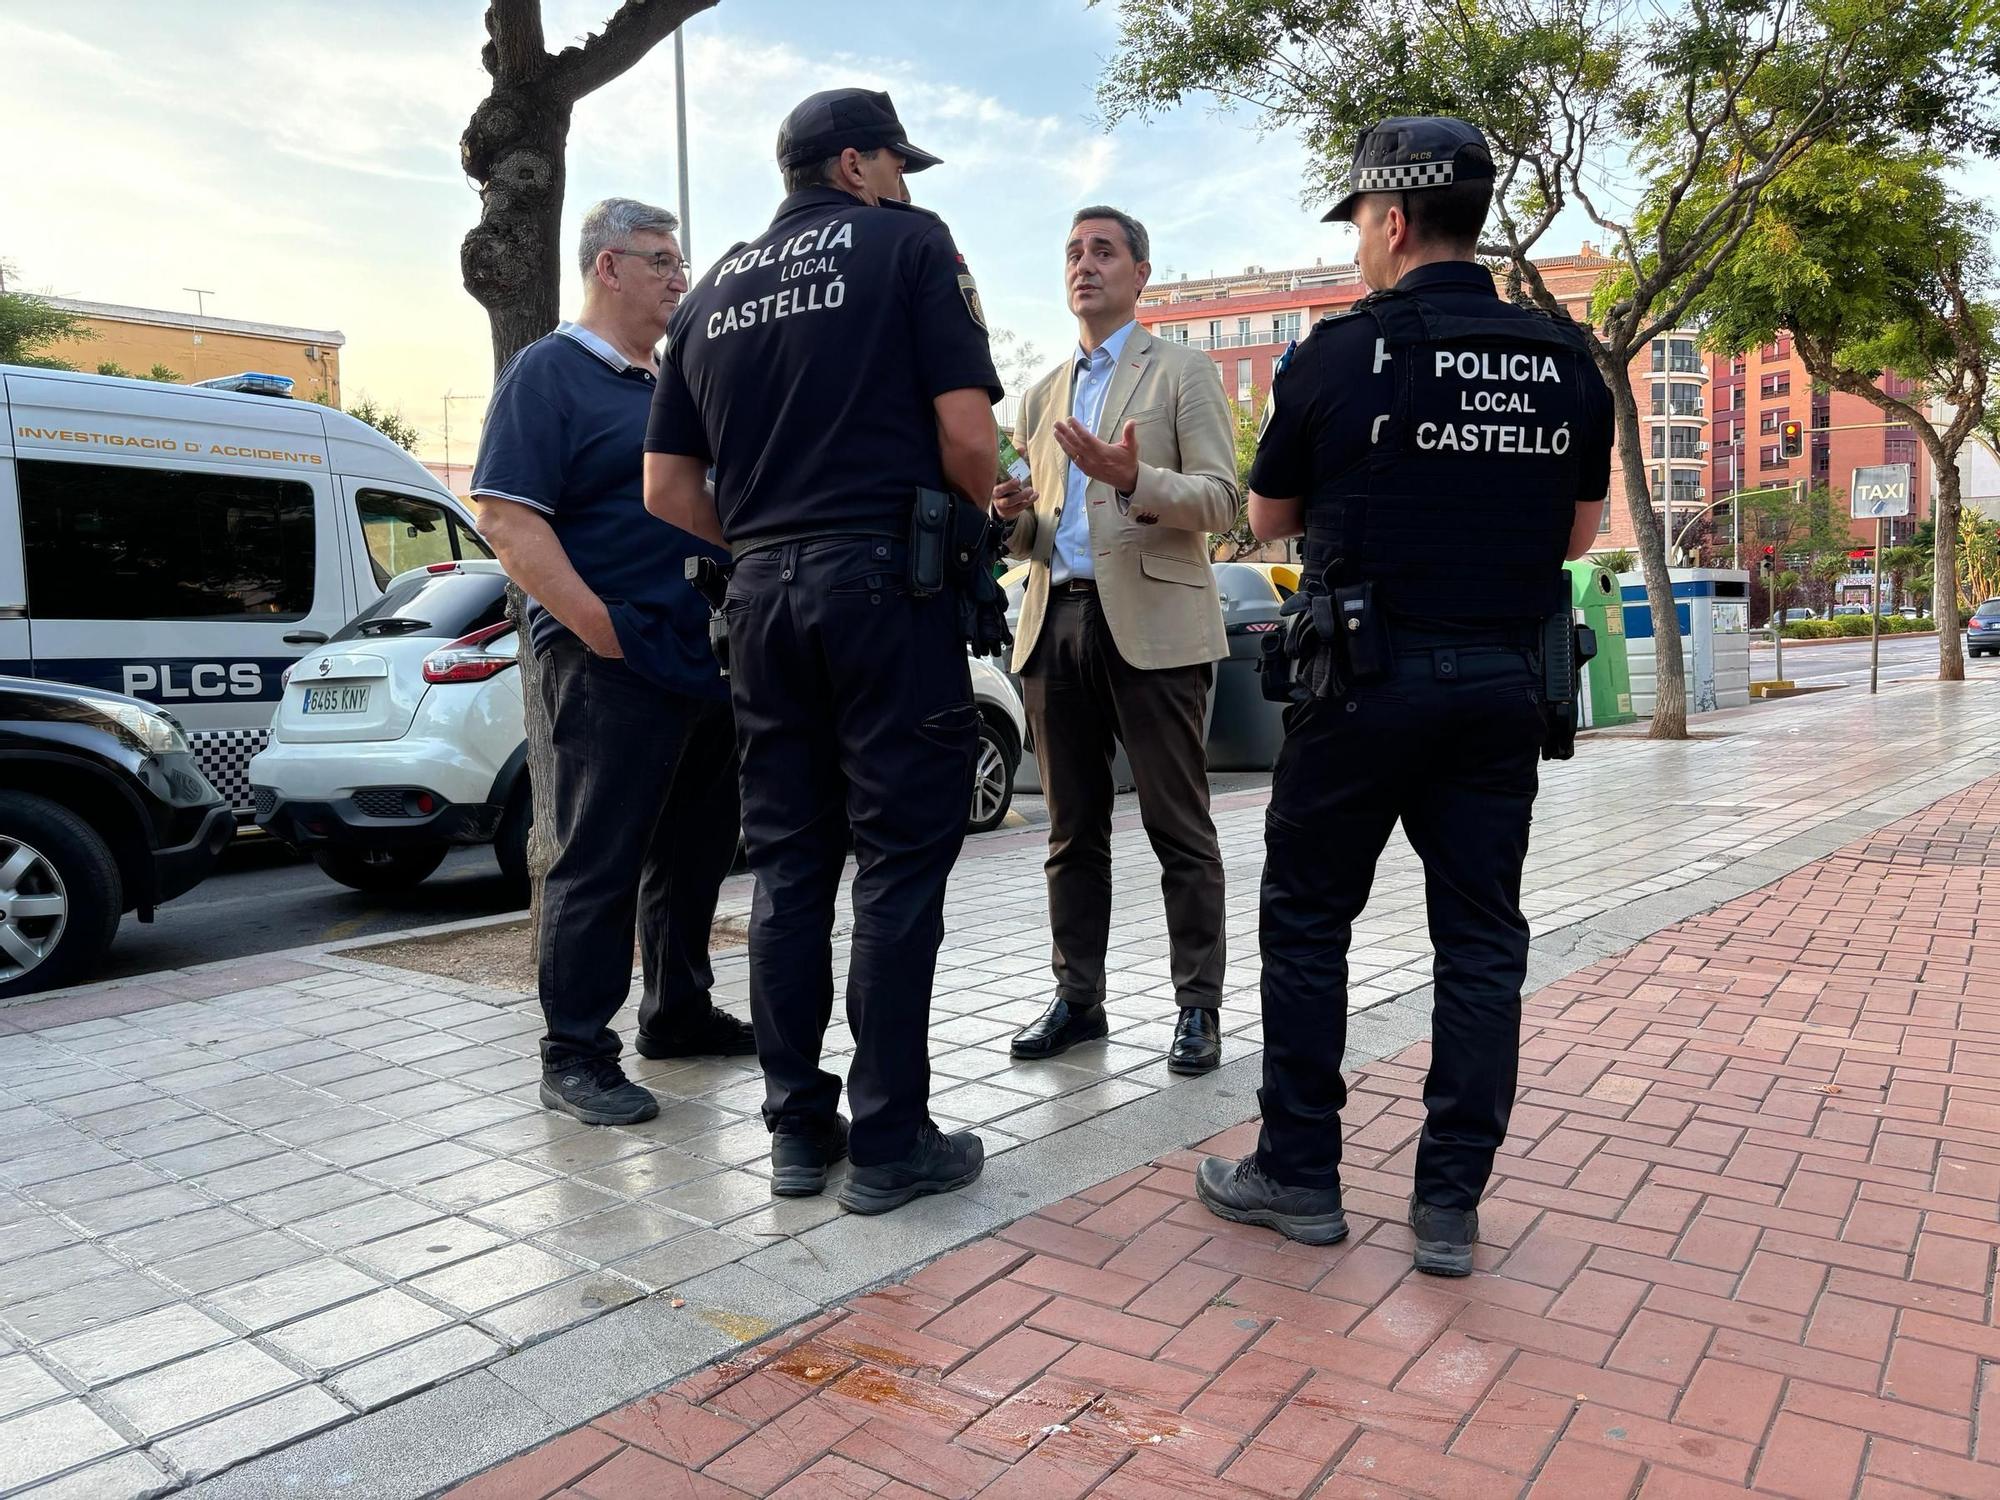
[250,562,1026,891]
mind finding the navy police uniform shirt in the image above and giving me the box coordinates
[472,322,728,702]
[644,186,1002,543]
[1250,262,1614,509]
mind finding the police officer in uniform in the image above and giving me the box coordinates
[644,89,1002,1214]
[1195,118,1615,1275]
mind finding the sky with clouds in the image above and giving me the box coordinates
[11,1,1984,463]
[0,0,1424,458]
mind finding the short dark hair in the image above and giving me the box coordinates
[783,146,881,194]
[1397,176,1493,253]
[1070,205,1150,265]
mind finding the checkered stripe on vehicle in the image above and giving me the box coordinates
[191,727,269,813]
[1355,160,1456,191]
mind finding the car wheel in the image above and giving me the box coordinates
[312,844,449,892]
[494,790,532,892]
[0,792,123,1000]
[967,715,1018,834]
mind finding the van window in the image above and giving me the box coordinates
[20,459,315,621]
[357,490,493,590]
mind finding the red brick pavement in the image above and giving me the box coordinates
[447,777,2000,1498]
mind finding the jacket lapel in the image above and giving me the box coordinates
[1095,326,1154,441]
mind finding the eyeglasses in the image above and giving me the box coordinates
[607,248,688,280]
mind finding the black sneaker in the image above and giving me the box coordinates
[1409,1194,1477,1277]
[1195,1155,1348,1245]
[772,1113,850,1198]
[539,1059,659,1126]
[837,1124,984,1215]
[634,1007,757,1060]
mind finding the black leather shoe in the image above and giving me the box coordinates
[1167,1007,1222,1075]
[634,1007,757,1060]
[1009,996,1108,1059]
[1409,1193,1478,1277]
[838,1124,984,1214]
[1195,1155,1347,1245]
[539,1059,659,1127]
[771,1113,850,1198]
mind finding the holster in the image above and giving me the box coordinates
[1539,613,1596,761]
[910,486,1014,657]
[683,555,734,677]
[1259,592,1347,704]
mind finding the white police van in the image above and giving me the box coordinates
[0,364,489,815]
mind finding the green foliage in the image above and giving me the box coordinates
[1211,392,1266,559]
[1592,547,1636,574]
[93,361,182,383]
[342,396,422,452]
[0,290,92,369]
[1743,482,1850,553]
[1783,615,1935,638]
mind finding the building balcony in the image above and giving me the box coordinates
[1184,329,1296,351]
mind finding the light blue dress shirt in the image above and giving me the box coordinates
[1051,320,1137,585]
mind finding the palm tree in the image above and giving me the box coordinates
[1881,545,1923,612]
[1812,554,1851,617]
[1593,547,1637,575]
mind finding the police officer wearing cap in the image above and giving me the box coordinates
[1194,118,1615,1275]
[644,89,1002,1215]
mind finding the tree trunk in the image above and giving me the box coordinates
[1934,456,1966,681]
[1603,363,1690,738]
[461,89,574,372]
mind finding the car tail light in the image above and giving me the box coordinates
[422,621,518,683]
[426,561,461,574]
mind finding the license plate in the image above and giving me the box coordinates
[302,686,369,714]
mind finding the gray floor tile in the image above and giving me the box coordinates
[11,1449,176,1500]
[0,1216,78,1266]
[0,1352,66,1419]
[415,1160,556,1213]
[349,1216,511,1282]
[654,1169,769,1228]
[192,1153,331,1204]
[42,1304,234,1386]
[328,1325,503,1412]
[234,1172,380,1228]
[352,1142,488,1188]
[28,1163,161,1210]
[290,1194,442,1251]
[0,1399,128,1491]
[141,1137,278,1182]
[153,1232,317,1296]
[99,1342,299,1437]
[1,1272,178,1345]
[306,1123,436,1169]
[514,1129,656,1176]
[466,1179,619,1236]
[574,1146,711,1198]
[62,1184,212,1238]
[529,1202,691,1267]
[103,1207,262,1267]
[611,1229,755,1293]
[475,1272,642,1349]
[677,1120,774,1168]
[261,1288,451,1374]
[154,1385,350,1482]
[409,1244,574,1315]
[201,1258,383,1333]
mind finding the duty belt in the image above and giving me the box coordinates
[729,520,906,562]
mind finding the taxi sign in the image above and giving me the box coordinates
[1851,463,1912,518]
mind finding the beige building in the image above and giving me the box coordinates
[31,297,344,404]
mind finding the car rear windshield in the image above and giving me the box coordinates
[330,570,509,643]
[1976,601,2000,619]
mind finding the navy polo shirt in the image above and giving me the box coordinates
[472,322,727,701]
[644,187,1001,543]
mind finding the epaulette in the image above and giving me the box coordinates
[878,198,943,223]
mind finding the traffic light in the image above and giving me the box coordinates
[1781,419,1804,458]
[1760,545,1774,575]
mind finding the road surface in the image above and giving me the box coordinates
[1750,631,1978,689]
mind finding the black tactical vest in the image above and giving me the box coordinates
[1304,289,1593,620]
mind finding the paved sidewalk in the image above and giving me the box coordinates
[443,766,2000,1500]
[0,679,1996,1496]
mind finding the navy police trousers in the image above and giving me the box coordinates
[726,536,977,1167]
[1256,627,1544,1210]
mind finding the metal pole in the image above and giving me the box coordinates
[674,28,692,264]
[1731,440,1740,570]
[441,389,452,475]
[1870,516,1883,695]
[1774,569,1784,684]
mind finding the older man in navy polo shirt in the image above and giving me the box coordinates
[473,197,756,1128]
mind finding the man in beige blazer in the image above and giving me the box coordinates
[993,205,1239,1075]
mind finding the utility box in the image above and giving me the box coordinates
[1566,562,1636,727]
[1618,568,1752,716]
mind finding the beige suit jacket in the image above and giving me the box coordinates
[1006,327,1239,673]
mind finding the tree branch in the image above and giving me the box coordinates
[485,0,548,83]
[553,0,718,102]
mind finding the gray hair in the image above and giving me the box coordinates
[577,197,680,279]
[1071,205,1149,265]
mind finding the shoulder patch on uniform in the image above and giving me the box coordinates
[957,258,987,331]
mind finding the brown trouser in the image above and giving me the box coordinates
[1020,586,1226,1009]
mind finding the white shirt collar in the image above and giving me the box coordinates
[1074,319,1138,371]
[557,320,645,373]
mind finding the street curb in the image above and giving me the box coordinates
[189,685,2000,1500]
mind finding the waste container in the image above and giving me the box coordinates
[1618,568,1752,716]
[1565,561,1636,727]
[1205,563,1288,770]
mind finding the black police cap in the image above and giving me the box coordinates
[776,88,943,174]
[1323,116,1496,223]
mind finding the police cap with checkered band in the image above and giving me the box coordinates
[1322,116,1495,223]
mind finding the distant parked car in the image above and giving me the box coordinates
[1967,599,2000,658]
[1833,604,1867,616]
[251,562,1027,891]
[0,678,232,996]
[1781,608,1814,624]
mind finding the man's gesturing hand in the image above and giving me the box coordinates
[1053,416,1141,495]
[993,476,1038,519]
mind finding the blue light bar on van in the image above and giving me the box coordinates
[195,372,295,398]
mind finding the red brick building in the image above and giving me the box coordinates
[1138,247,1931,567]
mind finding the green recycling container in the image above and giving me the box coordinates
[1566,561,1637,727]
